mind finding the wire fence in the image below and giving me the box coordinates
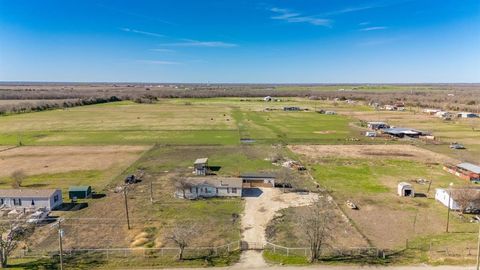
[16,241,241,260]
[264,242,389,259]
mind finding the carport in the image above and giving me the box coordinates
[240,173,275,188]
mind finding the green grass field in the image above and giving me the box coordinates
[0,99,366,146]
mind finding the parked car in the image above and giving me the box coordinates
[450,142,466,149]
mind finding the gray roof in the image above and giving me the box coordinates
[382,127,423,135]
[186,177,242,188]
[240,172,276,179]
[457,163,480,174]
[0,189,59,198]
[69,186,91,192]
[194,158,208,165]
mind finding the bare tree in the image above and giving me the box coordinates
[300,198,334,262]
[0,220,34,268]
[276,167,294,193]
[451,188,480,213]
[10,170,26,189]
[166,222,199,260]
[174,178,193,199]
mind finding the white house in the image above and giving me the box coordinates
[435,188,461,210]
[0,189,63,210]
[175,177,242,199]
[435,188,480,211]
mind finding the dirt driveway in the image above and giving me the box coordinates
[241,188,318,245]
[239,188,318,268]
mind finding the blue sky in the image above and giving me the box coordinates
[0,0,479,83]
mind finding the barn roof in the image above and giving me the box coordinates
[0,189,59,198]
[457,163,480,174]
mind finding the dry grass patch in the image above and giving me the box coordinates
[289,144,458,164]
[0,145,150,177]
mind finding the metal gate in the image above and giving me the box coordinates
[241,241,264,250]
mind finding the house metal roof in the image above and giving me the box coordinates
[240,172,276,179]
[185,177,242,188]
[194,158,208,164]
[382,127,424,135]
[68,186,91,192]
[0,189,59,198]
[457,163,480,174]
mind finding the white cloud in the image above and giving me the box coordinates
[121,28,165,38]
[158,39,238,48]
[360,26,388,31]
[269,7,331,27]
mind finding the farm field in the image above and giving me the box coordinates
[0,97,478,268]
[289,144,478,263]
[0,99,370,146]
[0,145,150,196]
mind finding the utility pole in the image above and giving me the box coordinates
[58,219,64,270]
[477,224,480,270]
[446,183,453,233]
[123,186,131,230]
[150,180,153,203]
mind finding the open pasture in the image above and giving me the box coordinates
[0,145,149,191]
[0,99,368,146]
[291,144,477,251]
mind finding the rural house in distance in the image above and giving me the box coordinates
[175,177,243,199]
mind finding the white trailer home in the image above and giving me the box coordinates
[175,177,242,199]
[0,189,63,210]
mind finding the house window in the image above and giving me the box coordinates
[31,200,35,206]
[216,188,218,194]
[232,188,237,193]
[54,195,59,203]
[13,198,22,206]
[0,199,3,205]
[190,187,193,193]
[227,188,230,193]
[196,187,198,193]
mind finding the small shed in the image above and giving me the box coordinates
[398,182,414,197]
[68,186,92,200]
[194,158,209,176]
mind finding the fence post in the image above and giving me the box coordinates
[273,245,276,253]
[286,248,289,256]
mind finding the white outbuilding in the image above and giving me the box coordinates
[397,182,414,197]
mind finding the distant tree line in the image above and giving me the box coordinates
[0,96,121,115]
[0,84,478,113]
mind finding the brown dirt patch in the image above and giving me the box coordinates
[289,144,458,164]
[0,145,150,177]
[313,130,336,134]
